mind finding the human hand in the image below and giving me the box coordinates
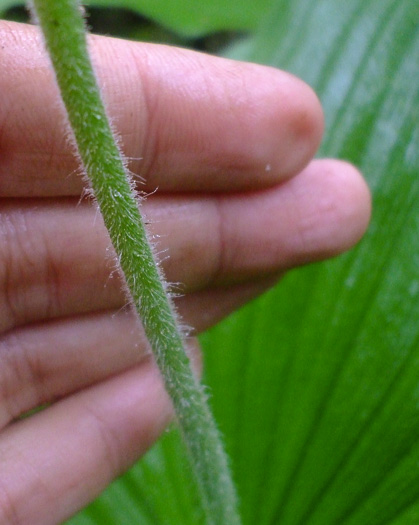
[0,21,371,524]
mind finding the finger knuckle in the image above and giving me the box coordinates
[0,478,22,525]
[0,333,48,425]
[0,209,61,330]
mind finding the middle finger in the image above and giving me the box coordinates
[0,159,369,334]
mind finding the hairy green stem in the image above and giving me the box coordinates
[30,1,241,523]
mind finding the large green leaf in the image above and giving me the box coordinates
[64,0,419,523]
[0,0,271,36]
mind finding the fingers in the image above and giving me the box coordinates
[0,309,149,427]
[0,279,272,427]
[0,159,370,333]
[0,21,323,196]
[0,157,370,427]
[0,354,194,525]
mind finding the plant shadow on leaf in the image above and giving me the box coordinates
[8,0,413,523]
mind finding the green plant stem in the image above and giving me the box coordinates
[30,1,241,523]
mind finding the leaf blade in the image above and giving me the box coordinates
[63,0,419,523]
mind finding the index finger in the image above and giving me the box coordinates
[0,21,323,197]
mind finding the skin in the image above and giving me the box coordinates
[0,20,371,525]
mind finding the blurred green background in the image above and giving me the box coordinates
[2,1,419,524]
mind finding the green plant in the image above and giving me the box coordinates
[2,0,418,524]
[29,1,240,524]
[3,0,271,35]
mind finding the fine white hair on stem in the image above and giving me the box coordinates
[31,1,242,522]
